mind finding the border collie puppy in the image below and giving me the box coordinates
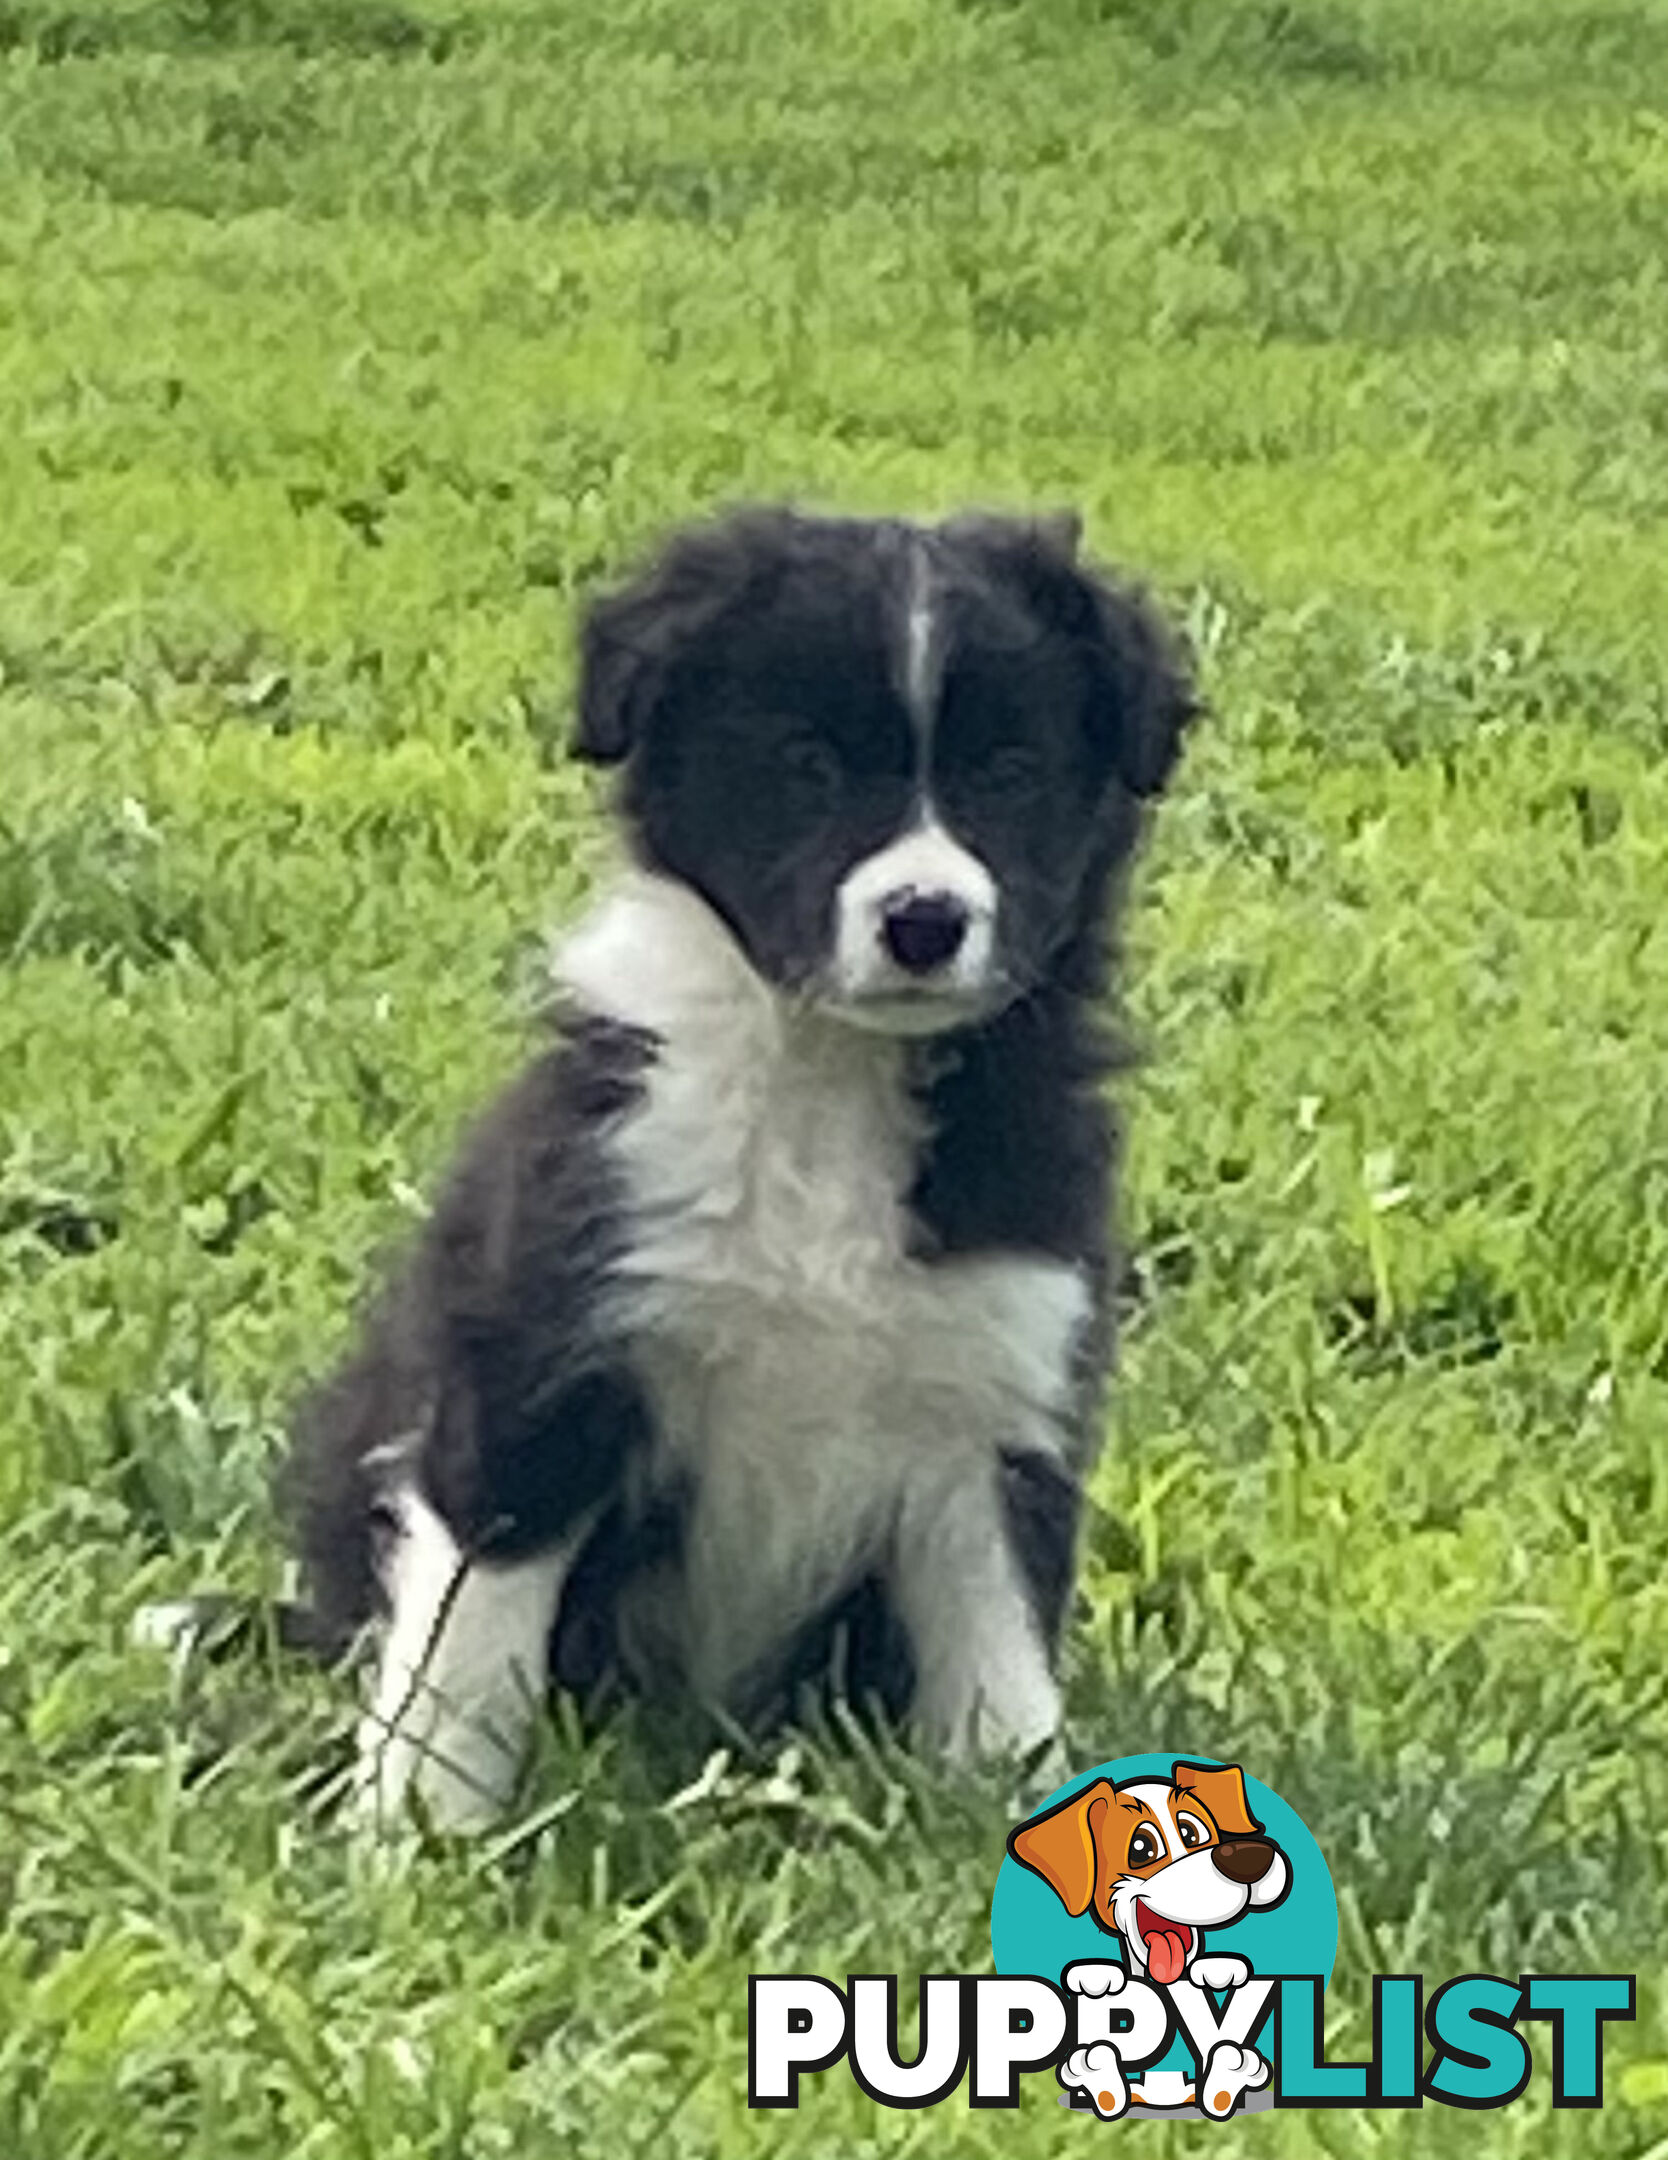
[285,506,1197,1830]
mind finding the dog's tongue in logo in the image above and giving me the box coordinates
[1137,1902,1191,1986]
[995,1755,1333,2120]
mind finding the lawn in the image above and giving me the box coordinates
[2,0,1667,2150]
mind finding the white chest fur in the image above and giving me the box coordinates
[554,875,1089,1697]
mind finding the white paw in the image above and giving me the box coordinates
[1187,1953,1252,1992]
[1060,2043,1129,2120]
[130,1599,209,1650]
[1199,2041,1271,2119]
[352,1697,520,1838]
[938,1673,1062,1767]
[1063,1961,1128,1998]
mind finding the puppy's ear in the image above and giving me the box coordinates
[1007,1778,1116,1917]
[941,506,1082,561]
[572,509,791,765]
[1172,1760,1264,1840]
[1064,553,1199,801]
[939,510,1200,799]
[1032,507,1084,560]
[573,582,657,765]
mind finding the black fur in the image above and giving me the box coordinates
[281,504,1196,1751]
[575,508,1194,1002]
[282,1018,656,1646]
[997,1447,1084,1649]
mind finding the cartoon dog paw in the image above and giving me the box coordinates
[1060,2043,1131,2120]
[1063,1963,1129,2045]
[1187,1954,1252,1993]
[1198,2040,1271,2119]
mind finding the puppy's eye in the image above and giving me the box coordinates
[779,737,841,807]
[1176,1813,1209,1850]
[1128,1827,1161,1868]
[984,743,1044,793]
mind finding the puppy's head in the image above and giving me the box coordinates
[1008,1762,1289,1984]
[573,506,1197,1034]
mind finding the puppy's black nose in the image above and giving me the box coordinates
[881,891,969,975]
[1213,1838,1276,1885]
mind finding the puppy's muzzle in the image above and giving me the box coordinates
[1212,1838,1278,1886]
[881,889,970,975]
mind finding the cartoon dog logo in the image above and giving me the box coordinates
[1007,1759,1290,2119]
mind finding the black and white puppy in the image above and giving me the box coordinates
[284,506,1197,1830]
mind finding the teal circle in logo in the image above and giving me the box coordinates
[991,1754,1337,2097]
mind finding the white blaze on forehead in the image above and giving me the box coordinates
[901,532,943,768]
[1116,1781,1187,1860]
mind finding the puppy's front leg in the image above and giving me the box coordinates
[357,1485,581,1834]
[893,1465,1063,1763]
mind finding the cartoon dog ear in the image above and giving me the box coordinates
[1172,1761,1264,1840]
[1007,1779,1116,1918]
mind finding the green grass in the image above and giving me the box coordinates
[3,0,1668,2148]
